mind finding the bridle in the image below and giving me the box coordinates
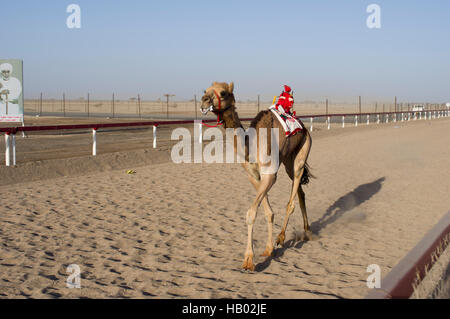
[201,90,232,128]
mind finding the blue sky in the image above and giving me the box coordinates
[1,0,449,101]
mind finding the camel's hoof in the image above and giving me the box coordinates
[276,233,285,247]
[242,255,255,271]
[261,248,273,257]
[303,230,313,241]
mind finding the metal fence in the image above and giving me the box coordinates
[24,94,448,120]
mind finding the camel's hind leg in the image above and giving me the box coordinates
[276,135,311,247]
[276,167,303,247]
[243,173,276,271]
[247,174,276,257]
[297,185,312,240]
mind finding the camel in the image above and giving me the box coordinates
[200,82,313,271]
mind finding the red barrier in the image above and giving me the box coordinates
[0,109,447,134]
[365,211,450,299]
[1,109,448,166]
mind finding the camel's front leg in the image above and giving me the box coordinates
[247,174,276,257]
[260,198,275,257]
[243,173,276,271]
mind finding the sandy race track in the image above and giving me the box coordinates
[0,117,449,298]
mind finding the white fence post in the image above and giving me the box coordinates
[198,122,203,143]
[92,128,97,156]
[386,114,389,123]
[327,116,330,130]
[12,134,16,166]
[310,117,313,132]
[21,121,26,138]
[342,116,345,128]
[355,115,358,127]
[153,125,157,148]
[401,113,404,122]
[377,114,380,124]
[366,114,369,125]
[5,133,10,167]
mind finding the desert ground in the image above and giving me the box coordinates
[0,115,449,298]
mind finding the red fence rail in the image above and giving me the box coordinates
[1,109,448,134]
[365,211,450,299]
[1,109,449,166]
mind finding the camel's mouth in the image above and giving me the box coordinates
[200,105,213,115]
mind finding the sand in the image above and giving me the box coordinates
[0,117,449,299]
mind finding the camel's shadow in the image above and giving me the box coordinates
[255,177,386,272]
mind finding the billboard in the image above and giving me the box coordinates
[0,59,23,122]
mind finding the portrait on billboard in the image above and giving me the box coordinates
[0,59,24,122]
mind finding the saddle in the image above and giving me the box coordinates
[269,105,303,137]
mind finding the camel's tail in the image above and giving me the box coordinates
[301,163,314,185]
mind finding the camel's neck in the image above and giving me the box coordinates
[219,103,250,162]
[221,106,243,130]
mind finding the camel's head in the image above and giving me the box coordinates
[200,81,235,115]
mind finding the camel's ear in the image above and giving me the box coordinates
[228,82,234,93]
